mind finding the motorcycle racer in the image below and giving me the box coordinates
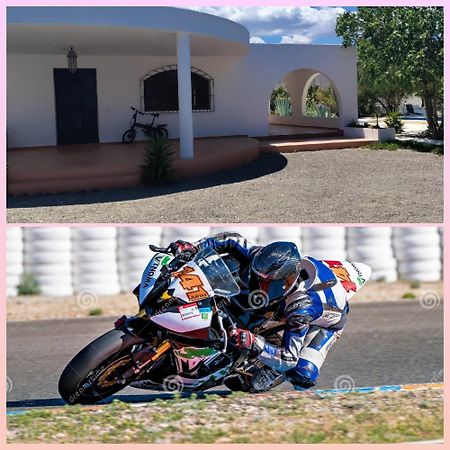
[168,232,361,393]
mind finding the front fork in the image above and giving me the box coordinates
[120,340,172,382]
[114,313,172,382]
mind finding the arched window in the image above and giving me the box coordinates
[141,65,214,113]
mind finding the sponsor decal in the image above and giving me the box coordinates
[199,306,212,320]
[173,266,209,301]
[161,256,171,266]
[350,263,366,286]
[142,255,163,288]
[324,261,357,293]
[178,303,200,320]
[321,311,341,322]
[177,347,217,359]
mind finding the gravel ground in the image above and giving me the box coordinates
[7,148,443,223]
[7,388,443,443]
[6,280,443,321]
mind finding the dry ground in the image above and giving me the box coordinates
[7,280,443,321]
[7,148,443,223]
[7,388,443,443]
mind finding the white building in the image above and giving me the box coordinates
[7,6,358,157]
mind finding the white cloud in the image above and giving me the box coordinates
[280,35,311,44]
[189,7,346,44]
[249,36,266,44]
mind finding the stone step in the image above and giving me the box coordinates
[257,129,343,141]
[260,137,376,153]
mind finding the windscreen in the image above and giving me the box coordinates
[193,248,240,298]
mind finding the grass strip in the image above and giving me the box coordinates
[365,139,443,155]
[7,387,443,443]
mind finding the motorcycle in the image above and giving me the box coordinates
[58,245,371,404]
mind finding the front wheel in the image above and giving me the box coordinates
[58,329,142,405]
[122,129,136,144]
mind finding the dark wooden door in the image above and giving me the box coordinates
[54,69,99,145]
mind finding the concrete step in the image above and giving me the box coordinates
[257,130,343,141]
[260,137,377,153]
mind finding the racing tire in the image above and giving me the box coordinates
[58,329,141,405]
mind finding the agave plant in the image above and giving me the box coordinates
[140,136,176,185]
[274,97,292,117]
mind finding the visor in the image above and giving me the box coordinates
[249,271,298,302]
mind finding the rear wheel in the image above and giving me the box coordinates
[122,129,136,144]
[58,329,141,405]
[154,127,169,139]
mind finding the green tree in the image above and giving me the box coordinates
[336,7,443,138]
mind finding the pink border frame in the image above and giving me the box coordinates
[1,1,448,447]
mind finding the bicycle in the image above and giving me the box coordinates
[122,107,169,143]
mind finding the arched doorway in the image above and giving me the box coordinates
[303,73,339,118]
[269,68,341,134]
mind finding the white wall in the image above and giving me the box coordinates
[240,44,358,135]
[7,44,357,147]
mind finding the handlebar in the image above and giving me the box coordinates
[149,244,171,253]
[130,107,159,118]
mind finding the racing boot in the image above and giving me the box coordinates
[223,373,252,392]
[249,367,284,393]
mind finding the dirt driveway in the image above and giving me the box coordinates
[7,148,443,223]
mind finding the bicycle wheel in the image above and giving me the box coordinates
[155,127,169,139]
[122,129,136,144]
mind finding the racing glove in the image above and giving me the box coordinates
[168,240,197,261]
[229,328,264,355]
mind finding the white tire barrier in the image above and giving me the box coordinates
[302,227,346,260]
[6,226,444,298]
[23,227,73,296]
[23,227,71,240]
[161,226,211,245]
[7,228,24,297]
[393,227,441,281]
[72,227,120,296]
[258,227,302,247]
[118,227,164,292]
[346,227,397,282]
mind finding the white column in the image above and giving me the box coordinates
[176,32,194,159]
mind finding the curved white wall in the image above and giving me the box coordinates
[7,226,443,297]
[7,46,357,147]
[7,7,250,49]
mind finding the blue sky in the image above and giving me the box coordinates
[189,6,357,44]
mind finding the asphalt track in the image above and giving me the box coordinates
[6,300,443,411]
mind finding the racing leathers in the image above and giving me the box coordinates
[193,231,349,391]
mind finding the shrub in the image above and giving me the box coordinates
[270,85,291,113]
[140,136,175,185]
[273,97,292,116]
[384,111,404,133]
[17,273,40,296]
[89,308,103,316]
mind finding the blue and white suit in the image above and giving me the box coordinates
[195,232,352,390]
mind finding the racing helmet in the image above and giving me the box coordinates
[249,241,302,305]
